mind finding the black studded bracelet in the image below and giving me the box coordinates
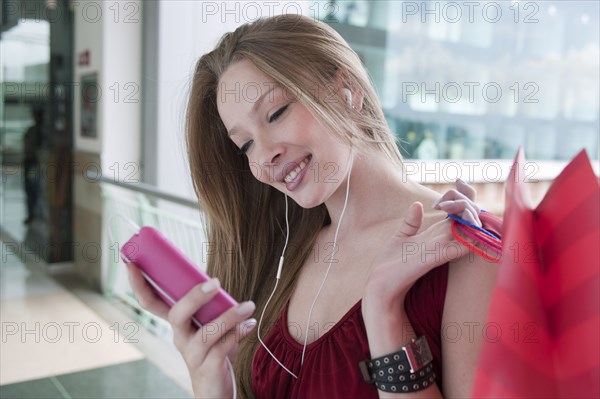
[374,371,436,393]
[358,336,436,393]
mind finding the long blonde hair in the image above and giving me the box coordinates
[185,14,403,398]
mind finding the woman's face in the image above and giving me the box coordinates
[217,59,352,209]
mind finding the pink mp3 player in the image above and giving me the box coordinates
[120,226,238,327]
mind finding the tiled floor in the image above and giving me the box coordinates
[0,167,193,398]
[0,287,144,385]
[0,359,191,399]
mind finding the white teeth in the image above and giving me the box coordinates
[284,156,310,183]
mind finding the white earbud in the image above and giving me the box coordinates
[341,87,354,109]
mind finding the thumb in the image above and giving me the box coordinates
[395,202,423,238]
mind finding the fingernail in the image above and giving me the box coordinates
[432,198,441,209]
[456,178,466,184]
[236,301,256,315]
[241,318,257,332]
[201,278,220,293]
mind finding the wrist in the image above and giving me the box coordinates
[363,279,408,311]
[362,297,416,358]
[358,336,437,395]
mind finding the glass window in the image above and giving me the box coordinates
[321,0,599,161]
[1,20,50,158]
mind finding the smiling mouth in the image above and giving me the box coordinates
[283,155,312,183]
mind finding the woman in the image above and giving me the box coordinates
[127,14,498,398]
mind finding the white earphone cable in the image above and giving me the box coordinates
[300,153,353,366]
[257,151,354,379]
[256,194,300,378]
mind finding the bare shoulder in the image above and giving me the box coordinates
[440,254,499,397]
[447,252,499,301]
[443,254,499,338]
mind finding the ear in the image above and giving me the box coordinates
[333,67,364,112]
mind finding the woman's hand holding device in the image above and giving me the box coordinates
[122,227,256,399]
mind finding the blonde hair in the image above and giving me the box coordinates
[185,14,403,398]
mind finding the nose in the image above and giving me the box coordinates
[262,152,281,166]
[253,138,285,182]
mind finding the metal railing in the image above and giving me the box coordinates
[94,172,207,335]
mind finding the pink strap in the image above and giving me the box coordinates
[451,213,503,263]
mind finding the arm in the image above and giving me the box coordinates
[362,295,444,399]
[363,248,498,399]
[362,201,460,399]
[363,180,496,398]
[441,254,499,398]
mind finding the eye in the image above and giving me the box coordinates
[237,140,254,155]
[269,104,289,123]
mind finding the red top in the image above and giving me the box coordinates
[252,263,449,398]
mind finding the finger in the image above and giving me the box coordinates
[437,200,482,227]
[199,318,256,364]
[432,189,464,208]
[236,318,258,339]
[436,199,481,221]
[202,327,242,372]
[394,202,423,238]
[456,178,477,201]
[194,301,256,352]
[187,318,256,371]
[414,230,468,272]
[168,279,222,334]
[127,263,169,319]
[460,208,482,228]
[433,189,481,214]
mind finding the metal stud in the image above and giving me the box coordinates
[388,376,393,382]
[420,371,425,377]
[398,365,404,371]
[384,357,389,364]
[393,354,400,361]
[413,384,419,390]
[376,360,380,366]
[391,386,397,392]
[379,370,384,377]
[410,374,416,380]
[388,367,394,374]
[399,375,406,381]
[402,386,409,392]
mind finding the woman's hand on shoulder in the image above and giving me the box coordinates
[126,263,256,399]
[363,179,483,307]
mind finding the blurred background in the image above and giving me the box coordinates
[1,1,598,397]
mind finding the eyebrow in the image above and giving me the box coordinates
[227,85,278,137]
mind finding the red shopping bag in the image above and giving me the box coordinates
[472,148,600,398]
